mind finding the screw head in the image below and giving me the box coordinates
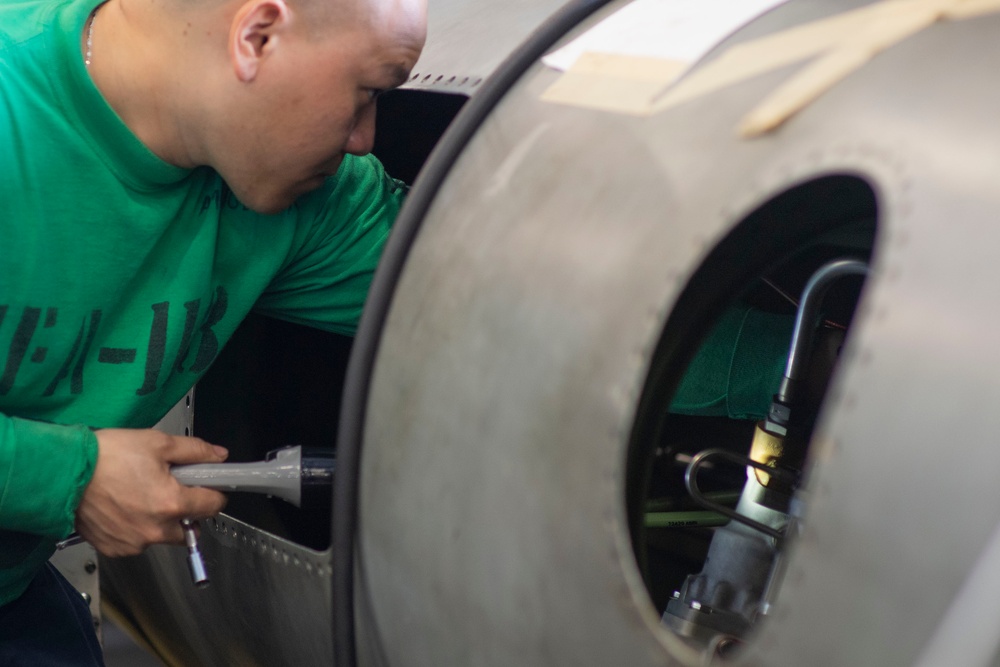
[715,636,741,659]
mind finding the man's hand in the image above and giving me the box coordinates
[75,428,229,557]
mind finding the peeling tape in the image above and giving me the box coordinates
[539,0,1000,134]
[541,52,686,116]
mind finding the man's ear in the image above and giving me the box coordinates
[229,0,290,82]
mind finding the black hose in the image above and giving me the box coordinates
[332,0,615,664]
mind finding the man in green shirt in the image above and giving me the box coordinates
[0,0,426,662]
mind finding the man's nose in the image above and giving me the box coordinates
[345,104,376,156]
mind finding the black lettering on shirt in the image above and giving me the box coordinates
[73,311,102,394]
[43,310,101,396]
[99,348,137,364]
[188,287,228,374]
[173,299,200,374]
[136,302,169,396]
[0,307,40,395]
[32,308,58,362]
[199,185,251,215]
[0,285,231,400]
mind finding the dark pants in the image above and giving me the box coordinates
[0,563,105,666]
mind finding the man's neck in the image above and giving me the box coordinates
[84,0,211,168]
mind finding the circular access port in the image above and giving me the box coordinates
[626,174,877,662]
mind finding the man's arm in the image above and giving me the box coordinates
[252,154,406,334]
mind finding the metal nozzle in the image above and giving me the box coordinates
[171,446,305,507]
[181,519,209,588]
[170,445,335,509]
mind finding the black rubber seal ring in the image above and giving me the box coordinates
[333,1,614,664]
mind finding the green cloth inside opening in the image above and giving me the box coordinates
[669,303,794,421]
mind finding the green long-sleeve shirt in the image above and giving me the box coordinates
[0,0,404,604]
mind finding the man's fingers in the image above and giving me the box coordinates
[178,486,228,520]
[161,435,229,465]
[159,521,187,546]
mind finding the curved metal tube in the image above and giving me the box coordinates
[776,259,869,405]
[684,449,798,541]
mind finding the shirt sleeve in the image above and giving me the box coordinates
[0,414,98,538]
[252,154,407,336]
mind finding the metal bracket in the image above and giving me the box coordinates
[684,448,799,541]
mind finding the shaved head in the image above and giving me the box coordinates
[88,0,425,212]
[164,0,423,38]
[283,0,426,40]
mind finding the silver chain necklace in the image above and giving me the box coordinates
[84,5,100,67]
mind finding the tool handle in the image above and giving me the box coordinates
[171,446,303,507]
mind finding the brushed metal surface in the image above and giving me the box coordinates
[403,0,573,95]
[102,515,334,666]
[360,1,1000,665]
